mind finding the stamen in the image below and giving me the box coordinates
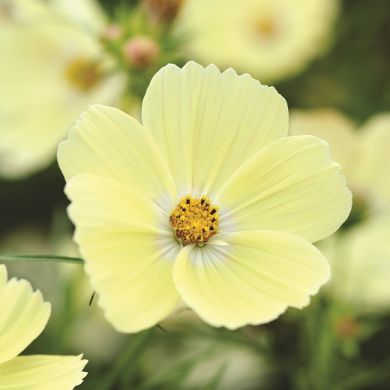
[169,195,219,246]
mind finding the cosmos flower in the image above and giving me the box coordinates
[58,62,351,332]
[0,264,87,389]
[0,0,123,178]
[176,0,339,82]
[290,109,390,309]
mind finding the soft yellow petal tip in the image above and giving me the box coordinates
[0,265,51,364]
[0,354,88,390]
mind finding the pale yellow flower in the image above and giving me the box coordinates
[0,0,123,178]
[0,264,87,389]
[58,62,351,332]
[177,0,339,82]
[290,109,390,309]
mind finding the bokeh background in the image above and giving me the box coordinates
[1,0,390,389]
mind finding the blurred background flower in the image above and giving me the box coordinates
[177,0,339,82]
[290,110,390,311]
[0,0,124,178]
[1,0,390,389]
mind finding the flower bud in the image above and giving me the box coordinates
[123,36,160,69]
[144,0,183,23]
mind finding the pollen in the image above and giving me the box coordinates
[169,195,219,246]
[64,57,102,92]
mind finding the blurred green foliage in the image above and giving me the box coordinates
[278,0,390,123]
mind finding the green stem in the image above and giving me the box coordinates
[0,254,84,265]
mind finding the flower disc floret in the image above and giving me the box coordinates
[170,195,219,246]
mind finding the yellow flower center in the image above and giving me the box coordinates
[64,57,102,92]
[169,195,219,246]
[253,15,280,41]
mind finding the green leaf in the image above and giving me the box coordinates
[0,254,84,265]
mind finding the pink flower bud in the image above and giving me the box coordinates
[123,36,160,69]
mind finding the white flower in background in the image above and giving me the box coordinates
[290,109,390,310]
[0,264,87,389]
[176,0,339,83]
[0,0,124,179]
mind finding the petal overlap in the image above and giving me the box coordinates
[66,174,180,332]
[58,105,177,203]
[142,61,288,196]
[216,135,352,243]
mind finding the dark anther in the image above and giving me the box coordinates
[210,226,214,230]
[89,292,96,306]
[210,209,216,215]
[200,199,205,205]
[186,199,190,204]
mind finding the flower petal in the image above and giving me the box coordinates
[216,135,351,243]
[58,105,176,201]
[0,23,123,178]
[50,0,107,32]
[324,216,390,309]
[0,265,51,364]
[289,109,358,181]
[173,231,330,329]
[65,174,180,333]
[0,27,71,177]
[142,61,288,196]
[0,354,87,390]
[353,113,390,207]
